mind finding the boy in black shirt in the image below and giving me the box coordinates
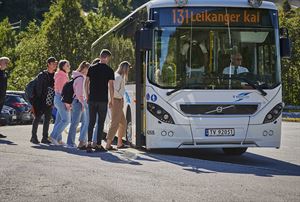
[30,57,57,144]
[85,49,114,152]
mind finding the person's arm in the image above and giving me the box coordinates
[85,76,90,102]
[108,80,114,108]
[74,77,85,110]
[35,72,44,98]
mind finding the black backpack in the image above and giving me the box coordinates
[61,76,83,104]
[25,78,38,104]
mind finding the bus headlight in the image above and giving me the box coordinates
[263,103,283,124]
[147,102,175,124]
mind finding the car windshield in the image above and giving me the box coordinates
[148,7,279,90]
[6,95,27,104]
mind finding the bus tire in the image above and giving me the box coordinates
[222,147,248,155]
[126,108,133,147]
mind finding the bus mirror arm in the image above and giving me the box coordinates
[141,20,155,29]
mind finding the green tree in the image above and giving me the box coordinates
[282,0,292,14]
[100,0,132,19]
[86,12,118,49]
[0,0,51,29]
[8,21,48,90]
[80,0,98,11]
[130,0,149,10]
[0,18,17,76]
[279,7,300,105]
[41,0,90,68]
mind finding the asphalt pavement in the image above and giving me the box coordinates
[0,122,300,202]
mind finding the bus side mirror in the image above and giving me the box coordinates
[139,28,153,51]
[280,28,291,58]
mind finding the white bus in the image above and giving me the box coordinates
[92,0,291,155]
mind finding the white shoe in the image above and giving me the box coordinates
[66,144,77,149]
[49,137,59,146]
[58,140,66,146]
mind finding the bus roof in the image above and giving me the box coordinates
[92,0,277,49]
[148,0,277,10]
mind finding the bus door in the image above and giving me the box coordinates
[135,29,150,147]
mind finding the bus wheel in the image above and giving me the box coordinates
[126,112,133,146]
[222,147,248,155]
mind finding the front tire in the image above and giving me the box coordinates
[222,147,248,155]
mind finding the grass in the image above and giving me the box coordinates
[282,117,300,122]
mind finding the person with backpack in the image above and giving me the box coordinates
[30,57,57,144]
[85,49,114,153]
[49,60,71,145]
[106,61,131,150]
[0,56,10,139]
[66,61,90,149]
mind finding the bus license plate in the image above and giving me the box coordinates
[205,128,235,136]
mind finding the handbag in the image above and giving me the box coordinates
[46,86,55,106]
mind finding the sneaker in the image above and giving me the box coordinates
[92,142,97,149]
[106,146,117,151]
[41,138,51,144]
[66,144,77,149]
[30,138,40,144]
[94,145,107,152]
[58,140,66,146]
[0,134,7,138]
[49,137,59,146]
[86,144,93,153]
[117,144,129,149]
[78,145,87,150]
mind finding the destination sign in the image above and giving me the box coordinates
[153,8,276,27]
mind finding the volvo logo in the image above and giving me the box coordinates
[205,105,235,114]
[216,106,223,113]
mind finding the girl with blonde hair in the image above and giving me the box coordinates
[106,61,131,150]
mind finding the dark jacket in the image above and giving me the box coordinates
[33,70,54,114]
[0,70,8,110]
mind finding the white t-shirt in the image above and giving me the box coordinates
[223,66,249,75]
[114,72,125,99]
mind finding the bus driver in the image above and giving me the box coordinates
[223,52,249,75]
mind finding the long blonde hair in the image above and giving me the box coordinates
[116,61,131,81]
[76,61,90,73]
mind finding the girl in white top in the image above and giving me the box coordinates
[106,61,131,150]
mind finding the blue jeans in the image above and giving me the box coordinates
[50,94,71,141]
[67,99,89,145]
[67,101,98,145]
[92,115,98,142]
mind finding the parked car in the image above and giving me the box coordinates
[4,94,34,124]
[6,90,30,104]
[0,105,17,125]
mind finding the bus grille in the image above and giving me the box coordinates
[180,104,258,115]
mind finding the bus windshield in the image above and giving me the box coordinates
[148,7,279,90]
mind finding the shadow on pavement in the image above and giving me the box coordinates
[31,144,158,165]
[30,144,300,177]
[144,148,300,177]
[0,139,17,145]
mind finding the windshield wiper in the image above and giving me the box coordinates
[166,83,200,96]
[223,76,267,96]
[166,84,188,96]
